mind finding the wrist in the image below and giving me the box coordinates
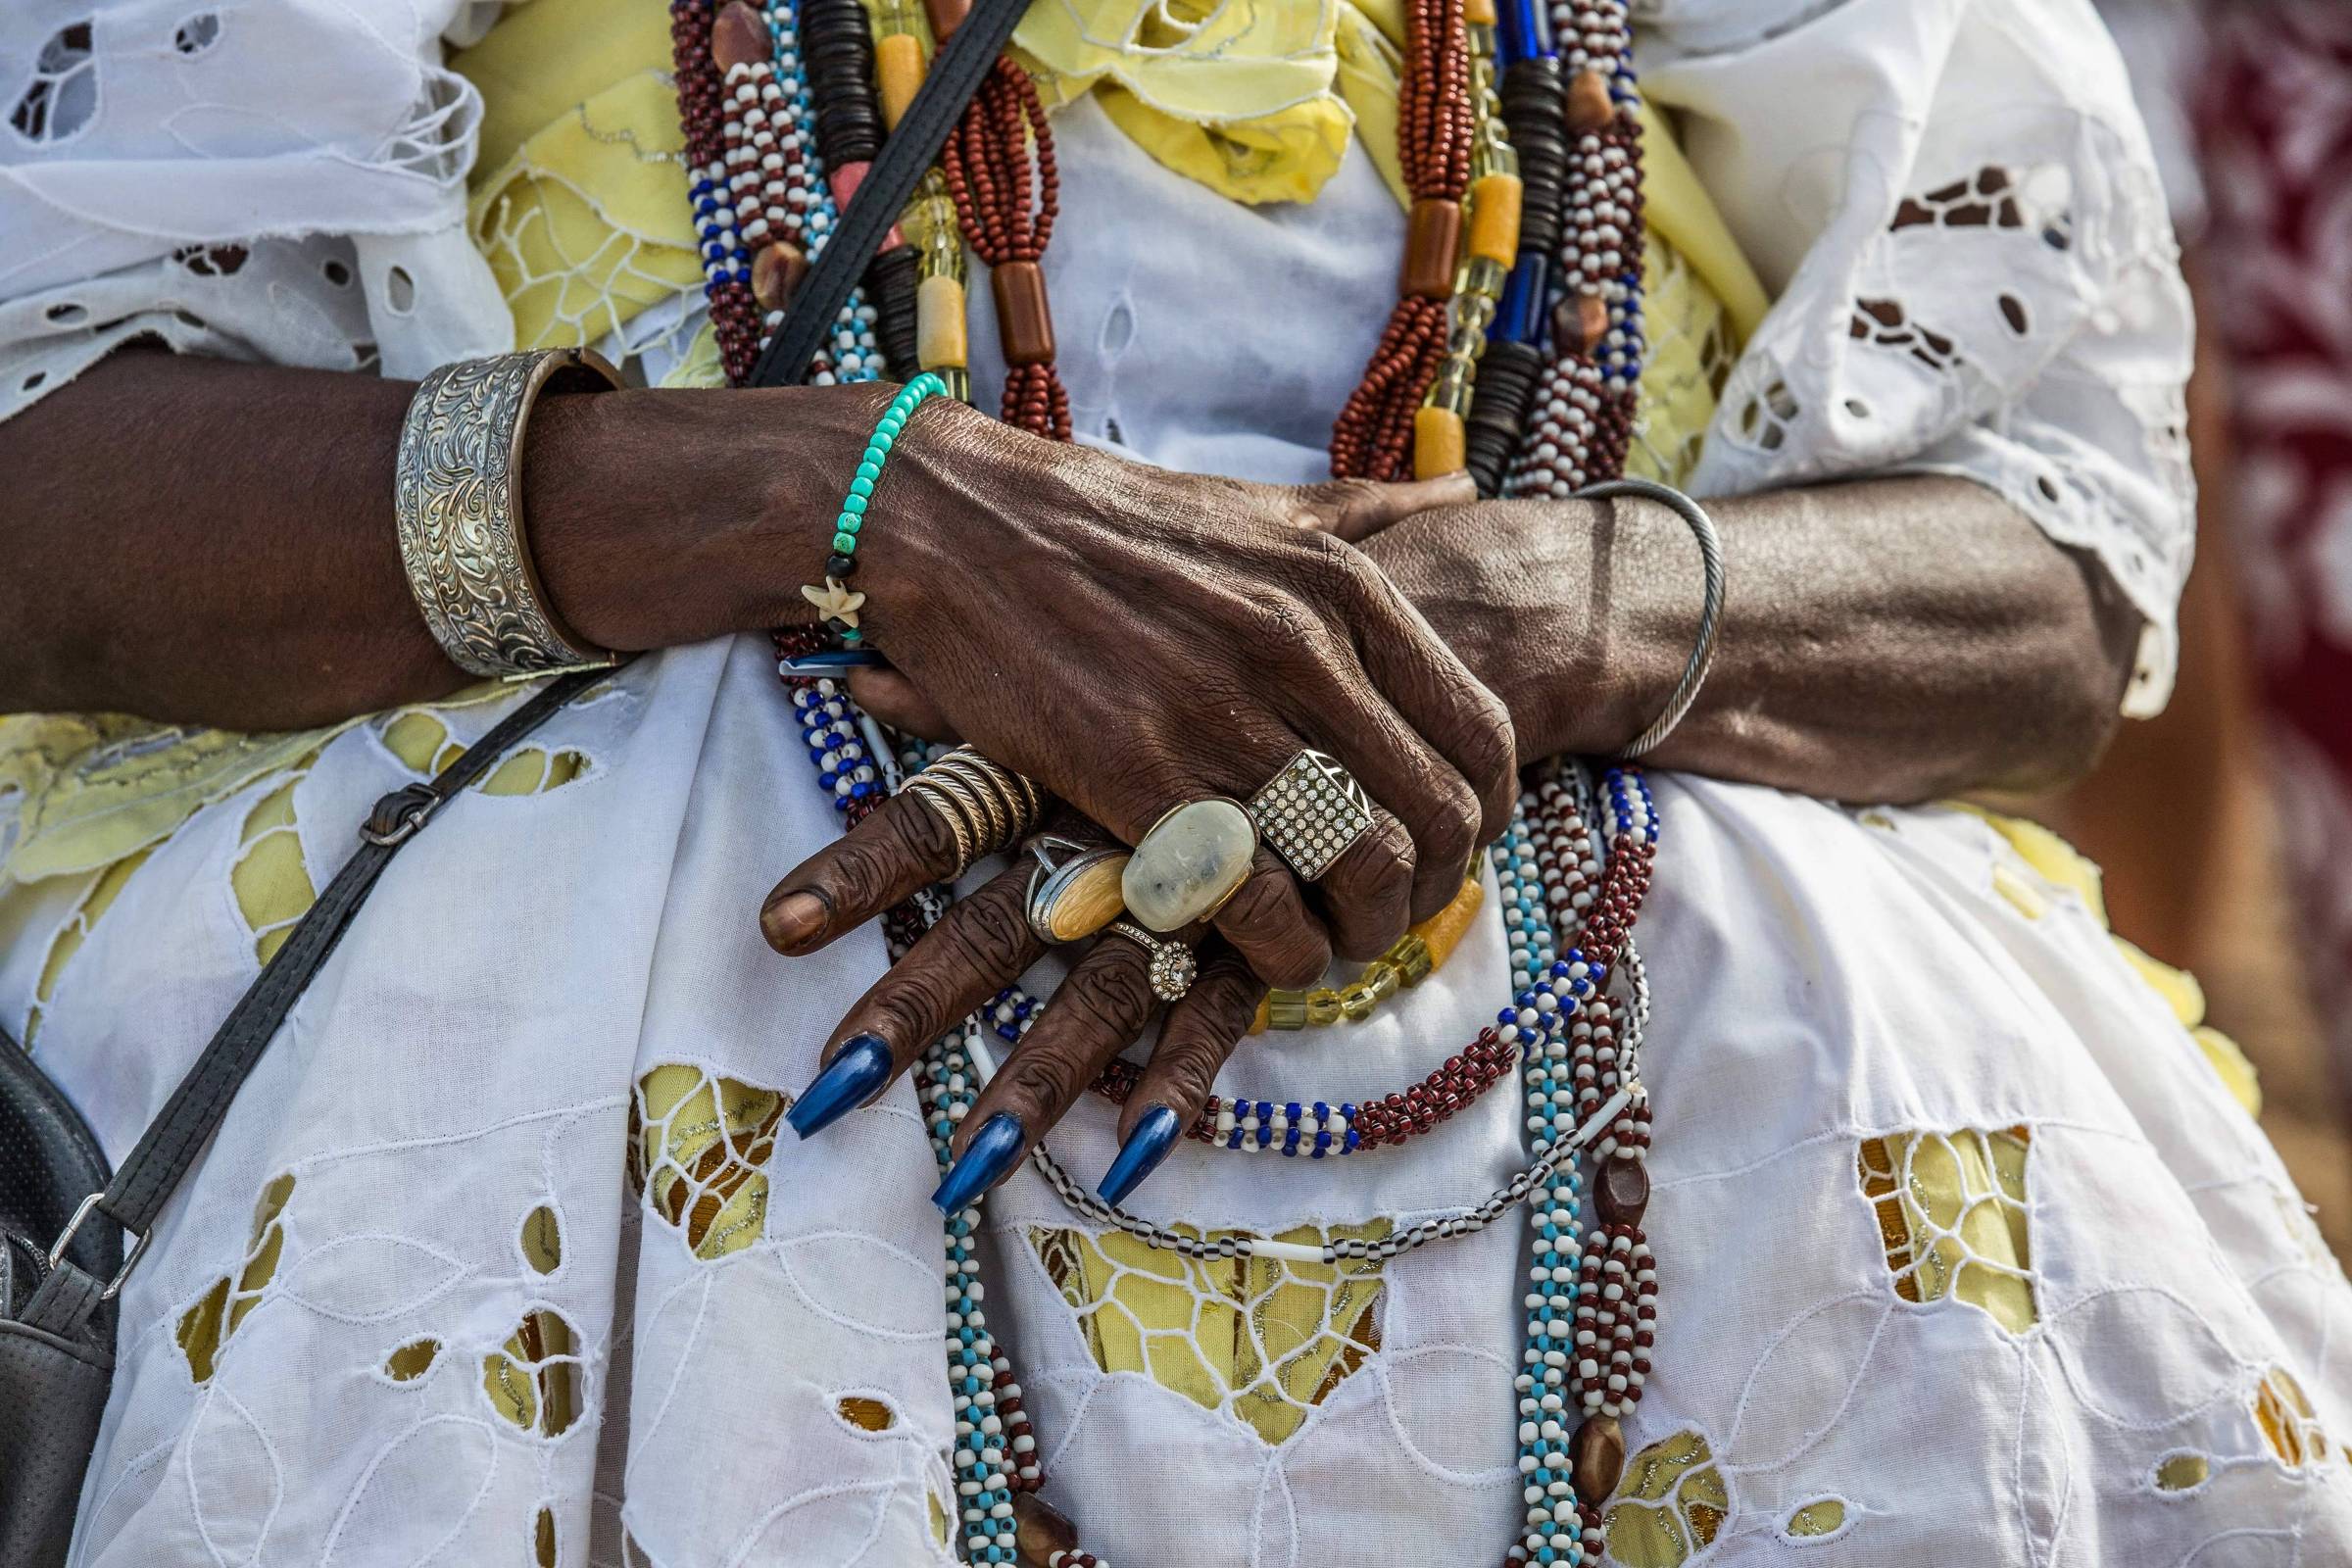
[1359,497,1686,760]
[522,379,898,653]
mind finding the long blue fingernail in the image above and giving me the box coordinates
[932,1113,1026,1213]
[787,1035,893,1139]
[1097,1104,1181,1207]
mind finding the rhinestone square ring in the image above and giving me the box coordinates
[1249,749,1376,880]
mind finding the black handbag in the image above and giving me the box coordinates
[0,0,1034,1553]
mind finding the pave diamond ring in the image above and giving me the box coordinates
[1247,749,1377,881]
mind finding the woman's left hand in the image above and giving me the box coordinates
[767,797,1267,1210]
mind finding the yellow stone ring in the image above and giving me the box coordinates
[1025,836,1131,944]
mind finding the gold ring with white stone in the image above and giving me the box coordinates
[1102,919,1199,1003]
[1247,750,1376,881]
[1120,797,1257,934]
[1026,836,1130,944]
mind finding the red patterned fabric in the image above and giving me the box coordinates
[2197,1,2352,1091]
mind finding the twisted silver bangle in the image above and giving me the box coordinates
[1576,477,1725,758]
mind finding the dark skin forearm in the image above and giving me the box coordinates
[1357,476,2144,802]
[0,348,875,727]
[4,354,2139,807]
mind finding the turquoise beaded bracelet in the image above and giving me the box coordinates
[800,372,948,644]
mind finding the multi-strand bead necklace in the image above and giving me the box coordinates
[669,0,885,383]
[670,0,1662,1558]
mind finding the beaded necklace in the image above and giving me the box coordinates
[667,1,1664,1559]
[672,0,886,384]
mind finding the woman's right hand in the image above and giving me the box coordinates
[767,397,1516,980]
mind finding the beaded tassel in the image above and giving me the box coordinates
[942,58,1073,440]
[1332,0,1476,479]
[1466,0,1566,492]
[754,0,885,380]
[670,0,763,384]
[1505,763,1660,1567]
[1414,0,1519,480]
[1506,0,1644,496]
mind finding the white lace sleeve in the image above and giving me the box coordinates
[0,0,514,424]
[1642,0,2196,716]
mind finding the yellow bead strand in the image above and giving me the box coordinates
[1250,876,1485,1033]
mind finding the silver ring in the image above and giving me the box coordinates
[1102,919,1198,1002]
[1574,477,1724,758]
[1025,836,1130,944]
[1247,750,1375,880]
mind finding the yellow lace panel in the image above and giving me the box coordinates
[24,845,152,1045]
[521,1204,564,1273]
[176,1172,295,1383]
[628,1065,787,1260]
[534,1505,558,1567]
[449,0,706,363]
[1025,1220,1389,1446]
[1604,1430,1728,1568]
[837,1396,896,1432]
[1627,230,1736,489]
[231,755,320,963]
[1856,1127,2038,1334]
[0,712,342,887]
[378,710,594,796]
[483,1305,584,1438]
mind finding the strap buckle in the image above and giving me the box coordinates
[360,782,442,847]
[48,1192,148,1301]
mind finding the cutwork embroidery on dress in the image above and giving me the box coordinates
[627,1064,788,1260]
[383,1336,441,1383]
[1849,298,1963,375]
[1889,163,2074,253]
[376,704,597,794]
[1024,1220,1388,1446]
[1855,1126,2037,1334]
[2251,1364,2336,1472]
[10,20,96,145]
[1603,1429,1728,1568]
[483,1303,586,1437]
[176,1173,296,1383]
[1779,1495,1857,1544]
[24,845,151,1045]
[232,749,321,963]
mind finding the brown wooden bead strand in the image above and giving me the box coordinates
[1331,0,1476,478]
[942,57,1073,439]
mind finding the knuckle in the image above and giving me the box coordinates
[1217,866,1295,938]
[934,900,1031,983]
[1420,786,1478,880]
[1061,948,1159,1038]
[1003,1046,1090,1124]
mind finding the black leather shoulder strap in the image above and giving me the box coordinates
[748,0,1032,388]
[97,669,610,1238]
